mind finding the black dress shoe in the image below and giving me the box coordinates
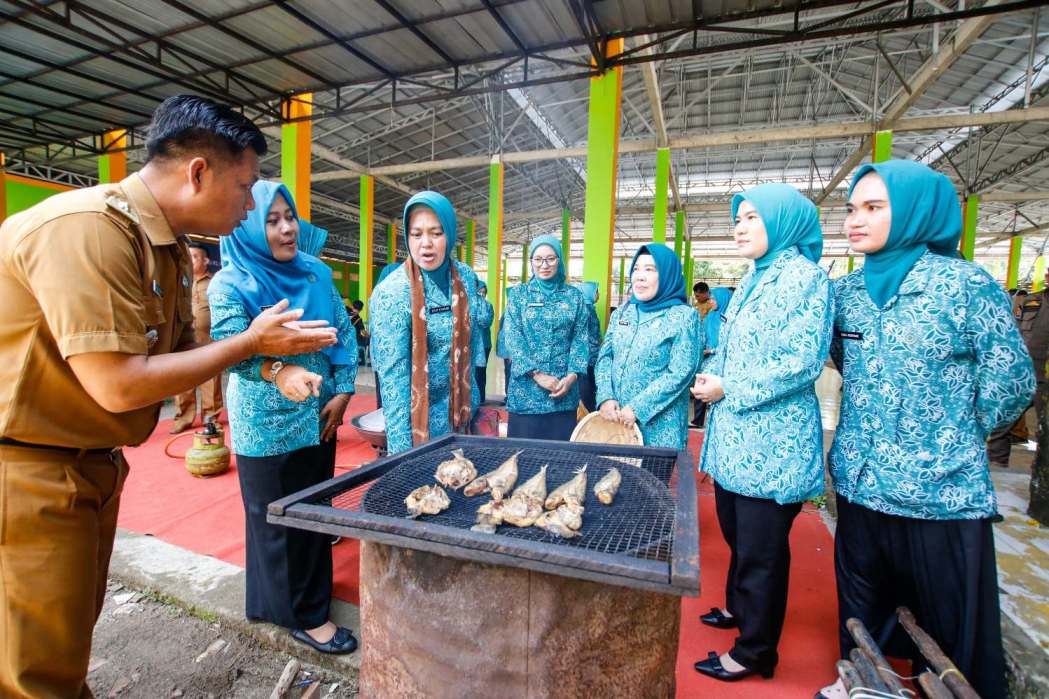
[700,607,738,629]
[694,651,773,681]
[291,626,358,655]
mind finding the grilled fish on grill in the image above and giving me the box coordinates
[544,465,587,510]
[434,448,477,491]
[464,450,521,500]
[470,499,505,534]
[593,468,622,505]
[535,500,584,539]
[404,484,450,518]
[501,465,548,527]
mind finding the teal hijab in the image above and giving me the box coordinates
[732,183,823,304]
[576,281,598,304]
[849,160,962,308]
[297,219,328,257]
[528,234,565,294]
[705,287,734,348]
[403,191,457,295]
[629,243,687,312]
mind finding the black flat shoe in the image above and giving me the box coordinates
[694,651,773,681]
[291,627,358,655]
[700,607,738,629]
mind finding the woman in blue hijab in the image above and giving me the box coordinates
[595,244,703,448]
[209,180,358,656]
[690,286,734,428]
[820,160,1033,699]
[369,191,483,454]
[692,183,833,683]
[503,234,590,440]
[574,280,602,412]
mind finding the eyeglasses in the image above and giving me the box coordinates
[532,256,558,268]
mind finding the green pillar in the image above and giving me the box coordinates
[561,208,572,273]
[961,195,978,261]
[872,130,893,163]
[387,222,397,263]
[674,210,686,260]
[582,38,624,332]
[465,219,475,266]
[1006,236,1023,289]
[1036,256,1047,292]
[653,147,671,244]
[684,239,693,295]
[487,159,504,346]
[521,243,529,283]
[847,256,855,273]
[358,175,374,320]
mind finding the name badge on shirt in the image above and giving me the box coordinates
[720,314,728,322]
[528,302,544,307]
[429,305,451,314]
[618,318,631,325]
[152,280,163,298]
[836,330,864,341]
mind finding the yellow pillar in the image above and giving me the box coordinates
[1006,236,1023,289]
[281,93,312,219]
[97,129,127,183]
[387,222,397,263]
[1036,256,1047,292]
[359,175,374,319]
[465,219,476,266]
[487,158,504,347]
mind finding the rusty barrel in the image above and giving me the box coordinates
[359,541,680,699]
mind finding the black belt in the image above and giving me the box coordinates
[0,437,117,455]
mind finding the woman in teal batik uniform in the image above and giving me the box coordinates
[595,244,703,449]
[692,183,833,683]
[818,160,1034,699]
[503,235,589,441]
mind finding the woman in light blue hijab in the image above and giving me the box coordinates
[574,280,601,412]
[692,183,833,683]
[822,160,1034,699]
[690,286,734,428]
[503,234,589,440]
[369,191,483,454]
[209,180,358,656]
[595,244,703,448]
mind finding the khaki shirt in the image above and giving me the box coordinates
[0,173,194,448]
[191,272,214,344]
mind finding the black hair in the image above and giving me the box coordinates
[351,300,364,311]
[693,281,710,293]
[187,241,210,256]
[145,95,266,165]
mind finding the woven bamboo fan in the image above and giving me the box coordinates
[570,411,644,447]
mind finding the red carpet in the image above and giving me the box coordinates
[120,408,840,697]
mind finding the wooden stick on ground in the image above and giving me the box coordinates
[299,682,321,699]
[846,617,909,697]
[897,607,980,699]
[269,659,301,699]
[918,670,956,699]
[850,648,891,694]
[837,659,863,692]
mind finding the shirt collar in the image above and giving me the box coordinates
[120,173,178,246]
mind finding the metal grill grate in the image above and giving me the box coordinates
[320,444,677,562]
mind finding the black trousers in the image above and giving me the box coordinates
[507,410,577,441]
[475,366,488,404]
[714,482,802,672]
[503,358,511,396]
[835,496,1006,699]
[237,440,336,630]
[577,364,597,413]
[692,398,707,427]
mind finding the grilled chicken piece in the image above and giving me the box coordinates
[405,484,451,518]
[593,468,622,505]
[544,466,588,510]
[501,465,547,527]
[463,450,522,500]
[434,448,477,491]
[535,501,584,539]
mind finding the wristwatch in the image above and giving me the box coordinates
[268,360,285,383]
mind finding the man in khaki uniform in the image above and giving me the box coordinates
[0,95,337,699]
[171,243,223,432]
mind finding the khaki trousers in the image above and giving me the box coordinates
[0,445,128,699]
[173,374,223,423]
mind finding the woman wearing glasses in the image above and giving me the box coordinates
[503,235,590,441]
